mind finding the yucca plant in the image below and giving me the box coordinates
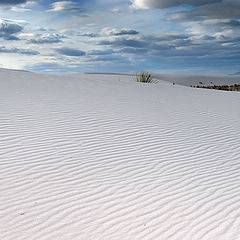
[136,72,153,83]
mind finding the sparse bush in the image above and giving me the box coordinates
[136,72,153,83]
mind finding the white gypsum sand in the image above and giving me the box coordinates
[0,69,240,240]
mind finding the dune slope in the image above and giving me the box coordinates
[0,70,240,240]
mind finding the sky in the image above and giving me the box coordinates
[0,0,240,74]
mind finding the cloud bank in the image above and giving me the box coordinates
[0,0,239,74]
[168,0,240,20]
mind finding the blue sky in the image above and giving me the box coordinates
[0,0,240,74]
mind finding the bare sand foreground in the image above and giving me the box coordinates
[0,69,240,240]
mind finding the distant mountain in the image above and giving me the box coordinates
[230,72,240,75]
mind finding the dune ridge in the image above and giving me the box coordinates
[0,70,240,240]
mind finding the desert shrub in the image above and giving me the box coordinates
[192,84,240,92]
[136,72,153,83]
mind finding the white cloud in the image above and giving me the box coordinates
[130,0,222,9]
[48,1,83,12]
[11,1,37,12]
[18,32,36,38]
[182,18,240,40]
[11,6,31,12]
[29,33,64,44]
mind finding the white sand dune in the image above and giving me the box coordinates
[0,69,240,240]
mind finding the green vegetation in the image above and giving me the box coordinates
[136,72,153,83]
[192,84,240,92]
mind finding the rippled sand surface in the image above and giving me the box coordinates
[0,69,240,240]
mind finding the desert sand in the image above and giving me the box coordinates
[0,69,240,240]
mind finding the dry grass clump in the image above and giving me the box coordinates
[136,72,153,83]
